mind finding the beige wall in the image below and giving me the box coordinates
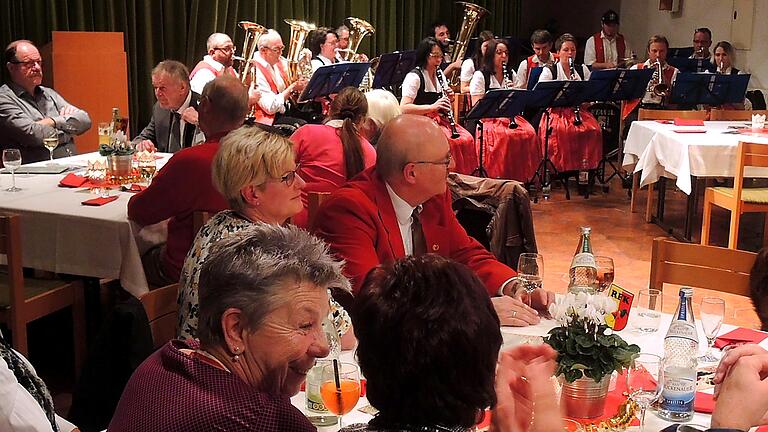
[620,0,767,92]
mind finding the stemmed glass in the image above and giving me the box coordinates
[699,297,726,363]
[2,149,22,192]
[595,256,615,293]
[320,360,361,428]
[43,136,58,162]
[626,353,664,432]
[516,253,544,308]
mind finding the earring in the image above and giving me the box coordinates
[232,346,240,362]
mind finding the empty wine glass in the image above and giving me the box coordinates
[595,255,615,293]
[626,353,663,432]
[2,149,22,192]
[633,289,663,333]
[699,297,725,363]
[516,253,543,308]
[320,360,361,428]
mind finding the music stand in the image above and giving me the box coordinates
[465,89,530,177]
[527,66,545,90]
[585,69,654,191]
[371,50,417,95]
[669,73,750,106]
[527,80,589,201]
[667,57,716,73]
[298,62,370,103]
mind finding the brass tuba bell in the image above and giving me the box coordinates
[283,19,316,83]
[235,21,267,83]
[447,1,489,86]
[337,17,375,62]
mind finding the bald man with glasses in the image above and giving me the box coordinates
[0,39,91,163]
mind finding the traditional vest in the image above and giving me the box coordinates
[252,60,290,125]
[189,60,237,80]
[526,53,557,74]
[408,67,442,105]
[622,62,676,119]
[593,32,626,63]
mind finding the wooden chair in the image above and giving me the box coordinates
[139,283,179,349]
[701,141,768,249]
[633,109,709,222]
[306,192,331,228]
[0,213,86,374]
[650,237,755,296]
[709,109,768,121]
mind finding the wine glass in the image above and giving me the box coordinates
[633,289,663,333]
[595,256,615,293]
[699,297,725,363]
[2,149,22,192]
[320,360,361,428]
[626,353,663,432]
[43,136,58,161]
[516,253,543,308]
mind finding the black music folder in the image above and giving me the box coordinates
[371,50,417,90]
[585,69,654,102]
[465,89,529,120]
[670,72,751,106]
[298,62,370,102]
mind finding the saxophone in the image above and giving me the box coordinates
[569,57,583,126]
[436,68,461,139]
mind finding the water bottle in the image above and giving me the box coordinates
[567,226,598,294]
[305,316,341,426]
[578,158,589,197]
[658,287,698,422]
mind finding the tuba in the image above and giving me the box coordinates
[337,17,375,62]
[649,60,669,97]
[447,1,489,86]
[234,21,267,84]
[284,19,316,83]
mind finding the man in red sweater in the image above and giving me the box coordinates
[128,75,248,287]
[313,114,554,326]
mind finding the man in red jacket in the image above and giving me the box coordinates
[128,75,248,287]
[313,114,554,326]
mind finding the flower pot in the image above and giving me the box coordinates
[107,154,134,184]
[560,375,610,418]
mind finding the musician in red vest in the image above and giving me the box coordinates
[189,33,238,93]
[514,29,556,90]
[251,29,308,126]
[584,9,632,71]
[623,35,679,118]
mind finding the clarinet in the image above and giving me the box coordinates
[436,68,461,139]
[569,57,583,126]
[501,61,518,129]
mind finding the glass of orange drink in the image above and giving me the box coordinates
[320,361,361,428]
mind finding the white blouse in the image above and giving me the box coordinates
[401,68,446,100]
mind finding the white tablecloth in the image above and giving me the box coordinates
[623,120,768,194]
[293,316,768,431]
[0,152,170,297]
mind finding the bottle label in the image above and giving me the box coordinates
[570,253,596,270]
[666,322,698,344]
[661,366,696,413]
[305,361,330,413]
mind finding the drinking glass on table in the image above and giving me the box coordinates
[97,122,112,146]
[516,253,544,307]
[87,158,109,198]
[43,136,58,161]
[699,297,725,363]
[2,149,22,192]
[626,353,663,432]
[320,361,361,428]
[633,289,662,333]
[595,255,615,293]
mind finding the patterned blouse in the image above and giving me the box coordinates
[177,210,352,340]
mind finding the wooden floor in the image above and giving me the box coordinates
[534,179,761,329]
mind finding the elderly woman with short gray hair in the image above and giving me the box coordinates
[109,224,347,431]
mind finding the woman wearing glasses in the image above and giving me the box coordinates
[290,87,376,228]
[176,125,354,350]
[400,37,477,175]
[469,38,541,182]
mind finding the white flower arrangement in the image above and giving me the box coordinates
[548,292,618,327]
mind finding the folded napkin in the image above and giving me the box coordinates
[674,118,705,126]
[714,327,768,349]
[122,184,147,193]
[59,173,87,188]
[81,196,119,206]
[694,391,714,413]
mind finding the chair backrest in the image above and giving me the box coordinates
[0,213,24,312]
[732,140,768,202]
[307,192,331,227]
[638,108,709,121]
[139,283,179,348]
[192,211,212,236]
[709,109,768,121]
[650,237,756,296]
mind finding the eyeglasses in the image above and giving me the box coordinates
[266,46,285,53]
[428,52,443,58]
[9,59,42,68]
[410,154,452,167]
[214,45,236,53]
[276,165,301,186]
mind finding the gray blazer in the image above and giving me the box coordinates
[132,91,201,153]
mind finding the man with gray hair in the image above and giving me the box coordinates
[189,33,238,93]
[133,60,203,153]
[0,39,91,162]
[128,75,248,287]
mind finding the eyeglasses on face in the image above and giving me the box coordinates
[410,154,452,167]
[266,46,285,53]
[428,52,443,58]
[277,165,301,186]
[214,45,236,53]
[10,59,42,68]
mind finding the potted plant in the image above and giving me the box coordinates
[544,292,640,418]
[98,131,135,184]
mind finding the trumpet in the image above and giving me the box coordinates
[649,60,670,97]
[568,57,583,126]
[436,68,461,139]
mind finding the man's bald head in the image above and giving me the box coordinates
[198,75,248,136]
[376,114,447,180]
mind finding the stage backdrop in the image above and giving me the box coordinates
[0,0,522,131]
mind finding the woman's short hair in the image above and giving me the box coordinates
[197,224,349,347]
[212,126,295,212]
[555,33,577,52]
[308,27,336,57]
[414,37,442,68]
[365,89,400,130]
[352,255,502,427]
[646,35,670,53]
[714,40,735,58]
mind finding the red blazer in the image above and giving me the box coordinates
[312,167,516,295]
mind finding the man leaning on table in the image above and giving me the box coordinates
[0,39,91,164]
[128,75,248,288]
[132,60,204,153]
[312,114,555,327]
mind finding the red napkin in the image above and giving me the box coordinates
[123,184,147,193]
[674,118,705,126]
[655,119,673,124]
[714,327,768,349]
[81,196,119,206]
[59,173,87,188]
[673,129,708,133]
[694,391,714,413]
